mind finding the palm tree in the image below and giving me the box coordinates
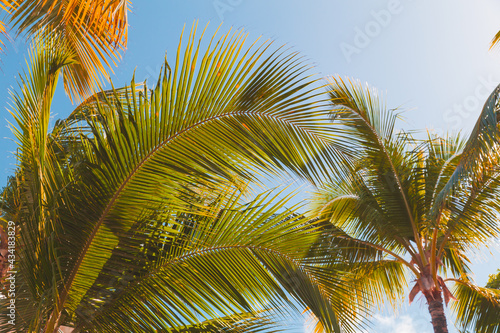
[309,77,500,333]
[1,0,130,101]
[0,27,357,332]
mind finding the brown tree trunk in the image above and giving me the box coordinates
[425,291,449,333]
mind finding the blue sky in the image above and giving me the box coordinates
[1,1,500,332]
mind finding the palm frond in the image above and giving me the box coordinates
[312,171,413,253]
[169,311,285,332]
[1,35,81,331]
[305,220,409,311]
[9,0,130,101]
[52,25,343,326]
[325,76,423,259]
[430,83,500,225]
[452,279,500,333]
[422,132,465,211]
[426,133,500,264]
[71,188,349,332]
[3,24,350,332]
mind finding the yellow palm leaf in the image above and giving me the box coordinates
[9,0,130,102]
[0,0,13,53]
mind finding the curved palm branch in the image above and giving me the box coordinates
[2,25,351,332]
[430,83,500,224]
[168,310,285,332]
[451,279,500,333]
[73,188,351,333]
[325,76,423,258]
[48,25,346,329]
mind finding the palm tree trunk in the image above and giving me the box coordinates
[425,291,449,333]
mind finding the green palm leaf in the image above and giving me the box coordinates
[325,76,423,258]
[70,188,348,332]
[452,279,500,333]
[2,24,352,332]
[168,311,285,332]
[430,84,500,225]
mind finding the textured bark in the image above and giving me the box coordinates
[425,291,449,333]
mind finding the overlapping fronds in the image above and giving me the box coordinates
[305,213,409,313]
[309,76,500,331]
[421,132,465,215]
[1,24,357,332]
[0,34,81,332]
[7,32,77,239]
[8,0,130,101]
[319,76,424,263]
[45,24,347,330]
[303,256,408,333]
[430,83,500,224]
[168,311,286,332]
[423,131,500,274]
[312,169,414,253]
[72,189,350,332]
[452,280,500,333]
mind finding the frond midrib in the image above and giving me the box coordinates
[55,107,332,320]
[79,244,310,329]
[336,102,421,261]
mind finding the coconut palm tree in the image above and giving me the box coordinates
[309,77,500,333]
[1,0,130,101]
[0,27,359,332]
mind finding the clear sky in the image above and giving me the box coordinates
[1,1,500,332]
